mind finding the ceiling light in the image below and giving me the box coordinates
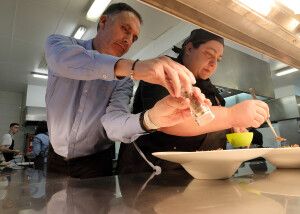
[35,68,48,75]
[73,26,87,39]
[33,74,48,79]
[278,0,300,14]
[275,67,298,76]
[86,0,111,22]
[31,72,48,79]
[287,18,300,31]
[238,0,274,16]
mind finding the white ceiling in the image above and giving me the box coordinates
[0,0,299,94]
[0,0,181,93]
[0,0,90,92]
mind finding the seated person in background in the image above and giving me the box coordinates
[27,121,50,169]
[0,123,20,162]
[117,29,269,174]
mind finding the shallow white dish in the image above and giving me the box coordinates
[263,147,300,168]
[152,148,272,179]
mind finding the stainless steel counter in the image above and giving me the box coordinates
[0,162,300,214]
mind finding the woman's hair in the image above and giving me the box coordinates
[172,28,224,62]
[35,121,48,135]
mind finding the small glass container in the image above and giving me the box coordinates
[182,91,215,126]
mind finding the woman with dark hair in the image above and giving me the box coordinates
[117,29,269,174]
[27,121,50,169]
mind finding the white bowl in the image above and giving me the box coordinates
[152,148,272,179]
[263,147,300,168]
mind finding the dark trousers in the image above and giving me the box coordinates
[47,145,113,179]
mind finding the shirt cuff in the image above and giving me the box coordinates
[93,53,120,81]
[123,113,147,143]
[130,113,146,135]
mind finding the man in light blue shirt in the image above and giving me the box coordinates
[45,3,199,178]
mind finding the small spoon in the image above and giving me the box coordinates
[249,88,286,143]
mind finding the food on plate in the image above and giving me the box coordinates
[275,136,286,142]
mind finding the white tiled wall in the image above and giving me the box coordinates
[274,85,297,98]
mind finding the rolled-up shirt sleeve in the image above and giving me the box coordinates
[101,78,146,143]
[45,34,118,81]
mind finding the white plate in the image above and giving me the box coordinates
[263,147,300,168]
[152,148,272,179]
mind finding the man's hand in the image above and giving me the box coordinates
[134,56,196,97]
[229,100,269,128]
[0,146,21,154]
[145,87,210,129]
[147,95,192,128]
[115,57,196,97]
[190,87,212,106]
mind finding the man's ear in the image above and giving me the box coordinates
[185,42,193,56]
[98,15,108,31]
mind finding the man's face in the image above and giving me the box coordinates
[97,11,141,57]
[186,40,224,80]
[10,125,20,135]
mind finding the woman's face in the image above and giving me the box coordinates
[184,40,224,80]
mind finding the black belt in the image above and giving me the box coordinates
[49,144,113,163]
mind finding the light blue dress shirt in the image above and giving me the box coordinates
[31,133,50,163]
[45,34,144,159]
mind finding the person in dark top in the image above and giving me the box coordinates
[117,29,268,174]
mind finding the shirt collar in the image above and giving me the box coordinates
[84,39,94,51]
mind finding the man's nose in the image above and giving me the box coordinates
[121,40,130,52]
[124,33,135,45]
[209,59,217,67]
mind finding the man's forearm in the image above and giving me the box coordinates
[114,59,134,78]
[46,34,119,81]
[0,147,15,153]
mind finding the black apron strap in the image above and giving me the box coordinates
[3,139,15,161]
